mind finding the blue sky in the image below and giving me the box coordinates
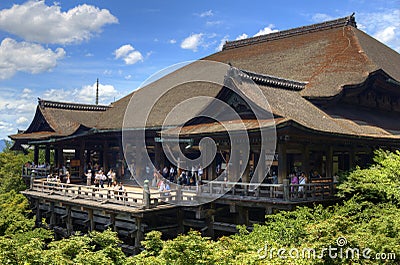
[0,0,399,140]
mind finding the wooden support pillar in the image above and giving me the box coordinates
[35,199,41,227]
[57,147,64,168]
[134,217,144,254]
[205,204,215,238]
[135,139,144,179]
[243,152,252,183]
[349,148,355,170]
[177,208,184,235]
[256,149,266,183]
[45,146,51,165]
[79,141,85,177]
[154,142,162,169]
[34,145,39,165]
[202,144,216,181]
[230,144,240,182]
[103,141,109,172]
[302,144,310,176]
[326,146,333,179]
[49,202,55,229]
[110,213,116,232]
[66,205,73,236]
[54,147,58,167]
[236,206,249,226]
[278,143,287,183]
[88,209,95,232]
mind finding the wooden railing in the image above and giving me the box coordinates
[30,180,160,208]
[198,180,336,201]
[29,178,337,208]
[22,166,50,178]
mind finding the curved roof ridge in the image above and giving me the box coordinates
[222,13,356,51]
[238,68,308,91]
[38,98,111,111]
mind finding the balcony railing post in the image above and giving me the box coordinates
[283,179,290,201]
[143,180,151,208]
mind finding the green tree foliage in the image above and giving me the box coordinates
[130,151,400,265]
[338,150,400,204]
[0,147,399,264]
[41,229,126,265]
[0,143,32,193]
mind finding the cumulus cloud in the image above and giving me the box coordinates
[0,38,65,80]
[374,26,396,43]
[77,82,118,103]
[0,121,14,133]
[181,33,204,51]
[169,39,177,44]
[0,0,118,45]
[236,33,249,40]
[216,35,229,51]
[43,82,119,105]
[16,117,28,124]
[309,10,399,52]
[254,24,279,37]
[355,9,400,52]
[114,44,143,65]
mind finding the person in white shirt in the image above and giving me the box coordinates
[85,170,92,186]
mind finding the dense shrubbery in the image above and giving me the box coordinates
[0,147,399,264]
[131,150,400,264]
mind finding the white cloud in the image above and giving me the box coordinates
[103,69,112,75]
[206,20,222,26]
[374,26,396,43]
[197,10,214,17]
[358,9,400,52]
[169,39,177,44]
[42,82,119,105]
[78,83,117,103]
[312,13,335,23]
[181,33,204,51]
[16,117,28,124]
[0,121,14,133]
[0,38,65,80]
[254,24,279,37]
[21,88,32,98]
[114,44,143,65]
[216,35,229,51]
[0,1,118,45]
[236,33,248,40]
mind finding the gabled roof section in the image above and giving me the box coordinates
[204,14,400,99]
[10,99,110,142]
[222,14,357,50]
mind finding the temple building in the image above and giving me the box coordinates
[10,14,400,184]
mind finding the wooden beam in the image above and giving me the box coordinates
[278,143,287,183]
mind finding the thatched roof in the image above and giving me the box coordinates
[10,99,109,141]
[204,14,400,99]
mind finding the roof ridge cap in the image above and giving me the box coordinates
[234,68,308,91]
[222,13,356,51]
[38,98,111,111]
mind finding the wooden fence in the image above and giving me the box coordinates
[30,178,337,208]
